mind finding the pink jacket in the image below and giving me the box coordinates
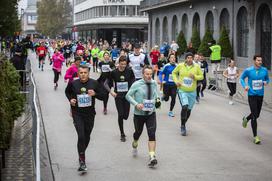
[52,52,65,72]
[64,63,78,83]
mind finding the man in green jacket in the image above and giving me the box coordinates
[172,52,204,136]
[126,66,161,168]
[209,40,222,89]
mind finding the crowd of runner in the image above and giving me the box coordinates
[4,36,270,173]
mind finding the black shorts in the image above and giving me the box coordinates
[39,56,45,61]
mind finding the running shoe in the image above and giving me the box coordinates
[254,136,261,144]
[229,101,234,105]
[78,161,87,172]
[120,134,126,142]
[168,111,175,117]
[148,155,158,168]
[196,96,200,104]
[242,116,248,128]
[180,126,187,136]
[103,108,107,115]
[132,140,138,156]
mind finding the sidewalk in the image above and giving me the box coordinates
[1,112,34,181]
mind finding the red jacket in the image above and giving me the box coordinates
[150,50,160,65]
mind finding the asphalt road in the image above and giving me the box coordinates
[30,53,272,181]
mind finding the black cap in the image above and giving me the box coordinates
[134,43,141,49]
[185,52,194,59]
[15,45,23,53]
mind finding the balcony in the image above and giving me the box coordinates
[140,0,189,11]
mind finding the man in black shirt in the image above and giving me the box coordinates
[104,56,135,142]
[65,65,104,173]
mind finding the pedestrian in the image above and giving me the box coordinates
[172,52,203,136]
[104,56,135,142]
[240,55,269,144]
[126,66,161,168]
[52,48,65,89]
[161,54,177,117]
[65,64,104,172]
[223,59,240,105]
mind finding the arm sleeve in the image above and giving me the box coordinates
[172,64,180,83]
[125,83,139,106]
[240,69,248,88]
[65,83,74,101]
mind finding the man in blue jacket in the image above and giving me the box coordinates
[240,55,270,144]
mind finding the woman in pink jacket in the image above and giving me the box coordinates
[64,56,82,84]
[52,48,65,89]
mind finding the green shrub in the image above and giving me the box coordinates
[176,31,187,56]
[198,29,215,57]
[218,26,233,58]
[0,54,25,149]
[191,26,201,51]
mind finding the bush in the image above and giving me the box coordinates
[0,54,25,149]
[218,26,233,58]
[176,31,187,56]
[198,29,215,57]
[191,26,201,51]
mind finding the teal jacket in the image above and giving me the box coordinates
[126,79,159,116]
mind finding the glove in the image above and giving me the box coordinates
[155,98,161,109]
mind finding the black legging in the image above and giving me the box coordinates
[73,113,95,161]
[227,82,236,96]
[246,96,263,137]
[196,78,207,97]
[180,105,191,127]
[115,97,130,135]
[93,57,98,72]
[163,84,177,111]
[103,93,109,109]
[133,112,156,141]
[53,69,60,84]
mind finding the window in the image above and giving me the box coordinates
[220,8,230,33]
[237,7,249,57]
[192,13,200,32]
[126,6,135,16]
[110,6,117,16]
[182,14,188,39]
[205,11,214,33]
[118,5,125,16]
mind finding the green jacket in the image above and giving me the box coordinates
[209,44,222,61]
[126,79,159,116]
[172,62,204,92]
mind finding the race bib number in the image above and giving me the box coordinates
[66,49,70,53]
[182,77,193,88]
[227,75,236,83]
[77,94,92,107]
[101,64,110,72]
[133,65,142,78]
[116,82,128,92]
[142,99,154,112]
[40,50,44,55]
[252,80,263,90]
[168,74,174,82]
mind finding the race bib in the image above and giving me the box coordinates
[77,94,92,107]
[227,75,236,83]
[252,80,263,90]
[182,77,193,88]
[116,82,128,92]
[142,99,154,112]
[133,65,142,78]
[66,49,70,53]
[101,64,110,72]
[168,74,174,82]
[40,50,44,55]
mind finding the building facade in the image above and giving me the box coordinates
[140,0,272,70]
[73,0,148,45]
[21,0,38,36]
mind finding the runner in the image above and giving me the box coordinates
[223,59,240,105]
[104,56,135,142]
[97,52,115,115]
[65,64,104,173]
[240,55,269,144]
[64,56,82,84]
[91,43,99,72]
[128,43,149,80]
[172,52,204,136]
[125,66,161,168]
[36,42,47,71]
[52,48,65,90]
[63,42,72,66]
[161,54,177,117]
